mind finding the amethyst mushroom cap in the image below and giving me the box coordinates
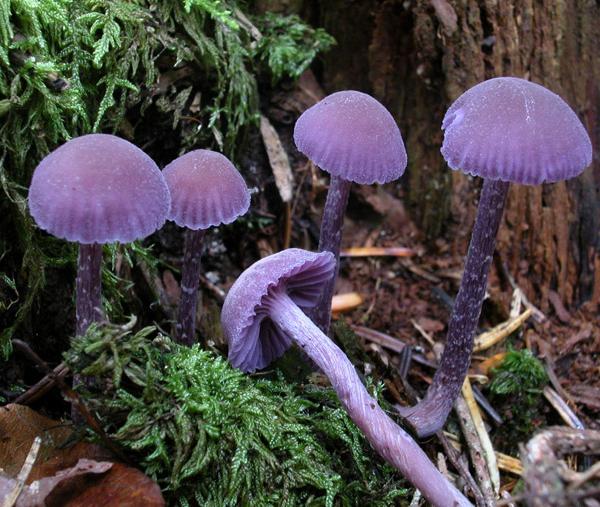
[222,249,471,507]
[224,248,335,372]
[294,90,408,185]
[164,149,251,230]
[163,149,250,346]
[399,77,593,438]
[442,77,592,184]
[29,133,170,337]
[293,91,407,333]
[29,133,170,245]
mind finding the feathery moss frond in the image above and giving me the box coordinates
[64,320,409,505]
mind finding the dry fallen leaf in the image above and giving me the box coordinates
[259,115,294,203]
[52,462,165,507]
[16,459,113,507]
[0,405,165,507]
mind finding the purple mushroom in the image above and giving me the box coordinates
[399,77,593,438]
[29,134,171,337]
[163,149,250,346]
[222,248,471,507]
[294,91,407,333]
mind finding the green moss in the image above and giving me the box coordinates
[253,13,335,82]
[64,320,410,506]
[488,348,549,451]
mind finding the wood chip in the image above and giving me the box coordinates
[340,246,414,257]
[331,292,363,313]
[477,352,507,375]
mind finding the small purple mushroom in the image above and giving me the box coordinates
[163,149,250,346]
[294,91,407,333]
[222,248,471,507]
[399,77,593,438]
[29,134,170,337]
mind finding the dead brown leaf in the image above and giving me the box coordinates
[16,459,113,507]
[49,462,165,507]
[0,405,164,507]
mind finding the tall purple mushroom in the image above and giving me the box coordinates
[294,91,407,333]
[399,77,593,438]
[29,134,170,337]
[163,149,250,346]
[222,249,471,507]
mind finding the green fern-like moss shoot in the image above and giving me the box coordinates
[488,348,549,451]
[64,320,409,506]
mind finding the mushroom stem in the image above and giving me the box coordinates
[399,178,509,438]
[76,243,103,336]
[266,287,471,507]
[313,175,352,333]
[176,228,206,346]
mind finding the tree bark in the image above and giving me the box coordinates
[315,0,600,310]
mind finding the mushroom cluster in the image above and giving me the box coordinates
[26,75,593,507]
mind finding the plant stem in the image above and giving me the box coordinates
[76,243,103,336]
[399,178,509,438]
[176,228,206,346]
[312,175,351,333]
[268,288,471,507]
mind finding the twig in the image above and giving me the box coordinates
[454,392,496,507]
[411,319,436,349]
[11,340,131,465]
[470,385,503,425]
[408,488,422,507]
[198,274,226,303]
[521,426,600,507]
[462,378,500,495]
[14,363,69,405]
[443,432,523,476]
[2,436,41,507]
[340,246,415,257]
[437,431,487,506]
[501,264,546,322]
[543,386,585,430]
[351,325,435,368]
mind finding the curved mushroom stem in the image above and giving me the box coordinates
[76,243,103,336]
[399,178,509,438]
[266,288,471,507]
[312,174,352,333]
[176,228,206,346]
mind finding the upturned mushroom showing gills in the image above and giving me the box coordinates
[398,77,593,438]
[294,91,407,333]
[29,134,171,337]
[222,249,471,507]
[163,149,250,346]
